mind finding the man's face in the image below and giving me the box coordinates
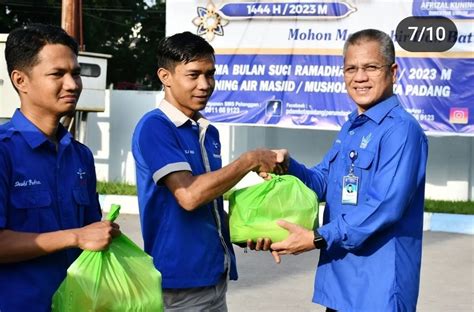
[343,40,397,113]
[159,57,215,118]
[17,44,82,117]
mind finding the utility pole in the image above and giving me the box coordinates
[61,0,83,50]
[61,0,85,140]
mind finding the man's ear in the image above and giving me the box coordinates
[390,63,398,84]
[10,70,28,93]
[157,68,171,88]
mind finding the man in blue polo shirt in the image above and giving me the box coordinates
[132,32,282,311]
[0,24,120,312]
[267,29,429,311]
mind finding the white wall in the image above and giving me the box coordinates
[86,90,163,184]
[425,136,474,201]
[86,90,474,201]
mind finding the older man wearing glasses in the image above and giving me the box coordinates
[267,29,429,312]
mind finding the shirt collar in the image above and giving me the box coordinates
[158,99,209,129]
[349,95,399,124]
[57,122,72,146]
[11,109,72,149]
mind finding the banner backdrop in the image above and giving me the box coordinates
[166,1,474,136]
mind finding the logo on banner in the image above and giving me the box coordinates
[449,107,469,124]
[266,100,282,117]
[192,2,229,41]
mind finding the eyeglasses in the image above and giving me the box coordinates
[342,64,392,77]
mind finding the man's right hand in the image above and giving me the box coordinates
[255,149,290,179]
[245,148,289,175]
[72,221,121,251]
[0,221,121,263]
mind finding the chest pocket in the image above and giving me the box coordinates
[326,146,340,183]
[326,147,340,176]
[328,148,339,164]
[10,190,56,232]
[73,187,90,227]
[353,149,375,170]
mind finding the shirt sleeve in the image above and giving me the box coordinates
[288,142,340,202]
[0,144,9,229]
[134,116,191,184]
[318,120,428,250]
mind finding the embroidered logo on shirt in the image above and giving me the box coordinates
[77,168,86,179]
[360,133,372,149]
[212,141,220,158]
[14,179,42,187]
[184,149,196,155]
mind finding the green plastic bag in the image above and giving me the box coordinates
[52,204,164,312]
[229,175,318,243]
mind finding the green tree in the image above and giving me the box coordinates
[0,0,165,89]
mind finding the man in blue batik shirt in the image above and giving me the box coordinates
[0,24,120,312]
[268,29,428,311]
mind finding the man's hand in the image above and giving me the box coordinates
[72,221,121,251]
[273,149,289,172]
[257,149,289,179]
[246,238,272,251]
[243,149,288,175]
[270,220,315,264]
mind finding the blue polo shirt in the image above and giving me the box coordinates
[0,109,101,312]
[289,96,428,311]
[132,100,237,289]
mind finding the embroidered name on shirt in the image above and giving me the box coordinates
[360,133,372,149]
[14,179,42,187]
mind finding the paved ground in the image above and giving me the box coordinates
[118,214,474,312]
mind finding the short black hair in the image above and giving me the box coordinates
[5,23,79,77]
[343,29,395,65]
[156,31,215,72]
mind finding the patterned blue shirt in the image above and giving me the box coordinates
[289,95,428,311]
[0,109,101,312]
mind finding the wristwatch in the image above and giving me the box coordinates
[313,230,327,249]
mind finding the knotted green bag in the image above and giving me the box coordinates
[229,175,318,243]
[51,204,163,312]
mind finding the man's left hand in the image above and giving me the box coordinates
[246,238,272,251]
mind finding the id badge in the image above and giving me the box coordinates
[342,174,359,205]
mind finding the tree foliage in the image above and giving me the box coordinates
[0,0,165,89]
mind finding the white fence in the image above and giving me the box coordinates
[86,90,474,201]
